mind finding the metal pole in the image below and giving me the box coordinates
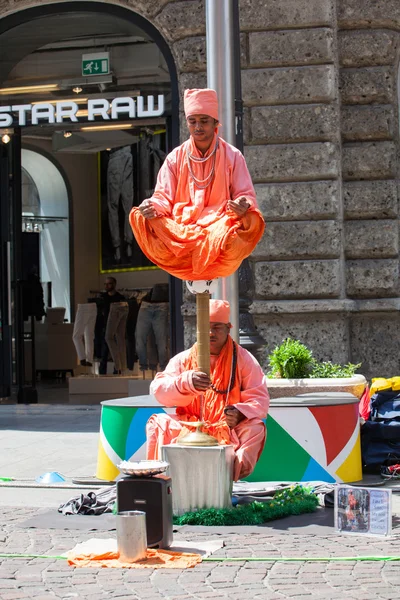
[206,0,239,341]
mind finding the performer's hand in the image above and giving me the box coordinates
[227,197,250,218]
[192,371,211,391]
[224,406,244,428]
[138,200,157,220]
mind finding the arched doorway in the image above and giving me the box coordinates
[22,148,70,320]
[0,2,181,400]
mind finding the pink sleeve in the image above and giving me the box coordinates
[148,157,177,216]
[230,151,258,210]
[232,347,270,420]
[150,351,199,407]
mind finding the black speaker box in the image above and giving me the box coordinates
[117,475,173,549]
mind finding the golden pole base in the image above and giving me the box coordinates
[179,421,219,446]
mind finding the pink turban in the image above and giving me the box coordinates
[184,88,219,122]
[210,299,230,323]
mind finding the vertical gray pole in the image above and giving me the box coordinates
[206,0,239,342]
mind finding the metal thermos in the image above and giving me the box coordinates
[116,510,147,562]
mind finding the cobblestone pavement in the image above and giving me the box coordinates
[1,506,400,600]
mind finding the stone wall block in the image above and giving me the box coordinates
[240,32,248,67]
[344,181,398,219]
[240,0,334,30]
[254,314,348,372]
[155,0,205,41]
[339,67,394,104]
[345,220,398,259]
[342,142,397,180]
[346,259,399,298]
[338,0,400,30]
[254,259,340,298]
[126,0,173,18]
[245,142,338,183]
[178,72,207,97]
[341,106,394,141]
[339,30,398,67]
[350,313,400,379]
[256,181,339,220]
[243,107,251,146]
[251,104,338,143]
[248,28,333,68]
[242,65,335,106]
[173,36,206,72]
[253,221,340,260]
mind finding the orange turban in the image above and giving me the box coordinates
[210,299,230,323]
[184,88,219,122]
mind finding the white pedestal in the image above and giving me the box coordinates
[68,376,150,404]
[161,444,234,515]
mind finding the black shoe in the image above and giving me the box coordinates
[80,359,93,367]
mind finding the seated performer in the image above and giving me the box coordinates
[129,88,265,281]
[146,299,270,481]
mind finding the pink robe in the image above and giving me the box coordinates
[146,345,270,481]
[129,135,265,280]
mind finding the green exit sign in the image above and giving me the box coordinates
[82,52,110,76]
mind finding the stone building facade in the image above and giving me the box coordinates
[160,0,400,379]
[1,0,399,379]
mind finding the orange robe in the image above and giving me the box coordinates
[129,134,265,280]
[146,337,270,481]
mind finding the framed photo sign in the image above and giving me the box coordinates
[335,485,392,537]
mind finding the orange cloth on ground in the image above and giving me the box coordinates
[68,548,201,569]
[129,134,265,280]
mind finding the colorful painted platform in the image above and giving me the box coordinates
[247,393,362,483]
[96,392,362,483]
[96,397,175,481]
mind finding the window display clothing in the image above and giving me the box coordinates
[99,291,126,375]
[102,290,126,321]
[136,301,169,372]
[22,273,46,322]
[107,146,134,252]
[72,303,97,364]
[105,302,129,372]
[126,297,139,371]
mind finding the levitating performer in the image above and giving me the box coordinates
[129,88,265,280]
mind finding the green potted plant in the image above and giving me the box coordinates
[266,337,367,399]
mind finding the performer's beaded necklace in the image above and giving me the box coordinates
[186,140,219,190]
[209,341,237,395]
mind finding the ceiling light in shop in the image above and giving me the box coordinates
[0,84,59,95]
[63,131,72,138]
[32,98,89,105]
[1,133,11,144]
[73,87,83,94]
[80,124,133,132]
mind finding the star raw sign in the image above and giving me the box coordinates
[82,52,110,76]
[0,95,165,126]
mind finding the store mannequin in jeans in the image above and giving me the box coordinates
[136,284,169,373]
[99,276,126,375]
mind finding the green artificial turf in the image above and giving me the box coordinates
[173,485,319,526]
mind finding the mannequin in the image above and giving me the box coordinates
[135,284,169,374]
[72,303,97,366]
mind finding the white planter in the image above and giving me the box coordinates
[266,374,367,400]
